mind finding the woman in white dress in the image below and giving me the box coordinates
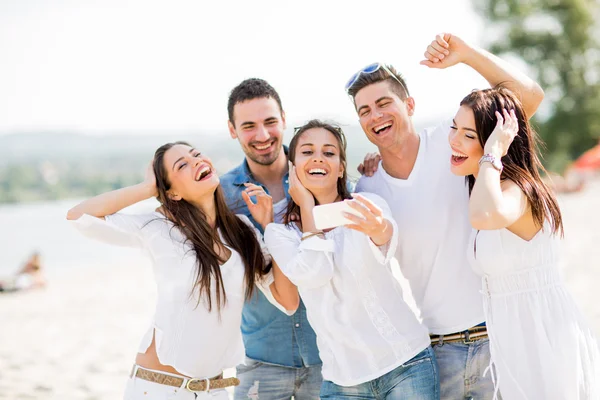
[67,141,297,400]
[264,120,438,399]
[448,87,600,399]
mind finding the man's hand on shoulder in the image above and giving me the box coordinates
[420,33,473,70]
[357,152,382,177]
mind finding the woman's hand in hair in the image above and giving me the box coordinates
[242,183,273,230]
[288,162,315,209]
[343,194,393,246]
[484,109,519,158]
[144,160,158,198]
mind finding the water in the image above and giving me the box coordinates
[0,198,160,277]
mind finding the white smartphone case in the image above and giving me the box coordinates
[312,201,362,230]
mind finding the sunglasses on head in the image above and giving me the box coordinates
[345,62,408,96]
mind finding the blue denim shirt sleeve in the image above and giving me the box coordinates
[220,159,321,368]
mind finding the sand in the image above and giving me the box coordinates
[1,181,599,400]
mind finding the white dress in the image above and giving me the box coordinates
[468,225,600,399]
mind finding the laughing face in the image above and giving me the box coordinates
[293,128,344,196]
[448,105,484,176]
[162,144,220,203]
[353,80,415,149]
[228,97,286,166]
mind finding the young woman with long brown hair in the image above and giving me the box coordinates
[264,120,438,399]
[449,87,600,399]
[67,141,297,400]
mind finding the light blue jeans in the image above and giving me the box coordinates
[234,358,322,400]
[319,347,439,400]
[432,337,498,399]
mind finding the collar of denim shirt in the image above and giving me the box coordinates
[231,145,290,188]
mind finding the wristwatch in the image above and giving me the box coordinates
[479,154,503,172]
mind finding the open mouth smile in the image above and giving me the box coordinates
[307,167,328,177]
[372,121,392,135]
[252,140,275,152]
[195,165,213,181]
[450,149,468,166]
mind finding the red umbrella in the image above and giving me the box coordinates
[572,142,600,171]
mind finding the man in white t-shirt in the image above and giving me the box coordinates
[348,33,544,398]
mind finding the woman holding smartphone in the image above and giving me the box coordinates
[67,141,296,400]
[264,120,438,399]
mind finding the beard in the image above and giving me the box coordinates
[244,141,283,166]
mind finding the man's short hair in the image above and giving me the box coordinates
[347,65,410,102]
[227,78,283,126]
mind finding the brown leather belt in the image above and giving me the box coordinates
[429,325,488,345]
[132,366,240,392]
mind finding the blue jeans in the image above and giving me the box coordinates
[432,337,497,399]
[320,347,439,400]
[234,357,322,400]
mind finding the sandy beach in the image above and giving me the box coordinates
[1,181,599,400]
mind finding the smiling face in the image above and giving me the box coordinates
[448,105,484,176]
[228,97,286,166]
[161,144,220,203]
[353,80,415,149]
[293,128,344,195]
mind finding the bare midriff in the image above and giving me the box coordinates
[134,333,188,376]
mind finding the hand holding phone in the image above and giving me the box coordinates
[312,201,362,230]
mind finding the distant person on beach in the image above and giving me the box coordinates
[220,79,322,399]
[67,142,298,400]
[448,86,600,398]
[349,33,545,398]
[0,252,47,292]
[264,120,438,399]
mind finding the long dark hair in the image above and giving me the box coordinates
[284,120,352,225]
[461,87,563,236]
[153,141,270,311]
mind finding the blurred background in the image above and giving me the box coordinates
[1,0,599,399]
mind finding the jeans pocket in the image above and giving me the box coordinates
[404,346,434,367]
[236,357,264,375]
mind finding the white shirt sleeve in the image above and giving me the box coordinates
[70,212,161,248]
[264,223,335,289]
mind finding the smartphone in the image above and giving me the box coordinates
[312,201,362,230]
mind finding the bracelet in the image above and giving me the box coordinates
[301,231,325,241]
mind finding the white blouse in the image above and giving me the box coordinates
[264,192,431,387]
[71,212,284,379]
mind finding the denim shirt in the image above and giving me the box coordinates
[220,153,322,368]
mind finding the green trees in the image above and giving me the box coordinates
[474,0,600,171]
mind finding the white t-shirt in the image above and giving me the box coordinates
[273,197,288,224]
[71,212,284,378]
[356,121,485,335]
[264,193,431,386]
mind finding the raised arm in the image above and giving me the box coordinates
[66,163,157,220]
[470,110,527,230]
[421,33,544,118]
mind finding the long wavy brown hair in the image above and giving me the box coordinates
[461,87,563,236]
[284,120,353,225]
[152,141,270,311]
